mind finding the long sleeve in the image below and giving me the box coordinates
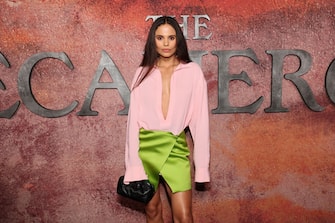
[189,67,210,183]
[124,68,148,183]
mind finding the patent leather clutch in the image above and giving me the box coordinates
[117,176,155,204]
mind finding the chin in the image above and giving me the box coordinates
[159,53,176,59]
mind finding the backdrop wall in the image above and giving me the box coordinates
[1,1,335,222]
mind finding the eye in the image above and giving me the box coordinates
[156,36,163,40]
[169,36,176,41]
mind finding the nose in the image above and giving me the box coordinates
[163,38,169,46]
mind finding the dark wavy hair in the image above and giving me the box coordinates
[133,16,191,89]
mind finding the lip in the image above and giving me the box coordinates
[162,49,170,52]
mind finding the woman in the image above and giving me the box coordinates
[123,16,210,223]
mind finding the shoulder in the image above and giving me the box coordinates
[180,62,203,74]
[179,61,201,70]
[131,66,148,89]
[178,62,205,80]
[134,66,145,77]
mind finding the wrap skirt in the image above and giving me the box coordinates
[138,128,191,193]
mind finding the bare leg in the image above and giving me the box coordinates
[164,183,193,223]
[145,186,164,223]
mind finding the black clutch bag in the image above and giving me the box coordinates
[117,176,155,204]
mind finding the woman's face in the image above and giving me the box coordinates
[155,24,177,59]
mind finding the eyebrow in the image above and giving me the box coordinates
[155,34,176,37]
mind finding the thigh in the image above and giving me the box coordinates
[165,183,193,220]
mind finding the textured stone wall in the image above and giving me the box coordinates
[1,0,335,222]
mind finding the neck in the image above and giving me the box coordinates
[156,55,179,68]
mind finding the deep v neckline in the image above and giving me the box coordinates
[159,69,173,121]
[157,63,180,121]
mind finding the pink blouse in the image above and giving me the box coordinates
[124,62,210,184]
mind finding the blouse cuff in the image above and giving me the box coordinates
[124,165,148,184]
[195,167,210,183]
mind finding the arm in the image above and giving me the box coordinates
[189,67,210,183]
[124,69,148,183]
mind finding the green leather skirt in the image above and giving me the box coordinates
[138,128,191,193]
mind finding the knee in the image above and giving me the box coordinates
[145,200,162,220]
[174,211,193,223]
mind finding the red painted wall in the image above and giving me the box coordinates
[1,1,335,222]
